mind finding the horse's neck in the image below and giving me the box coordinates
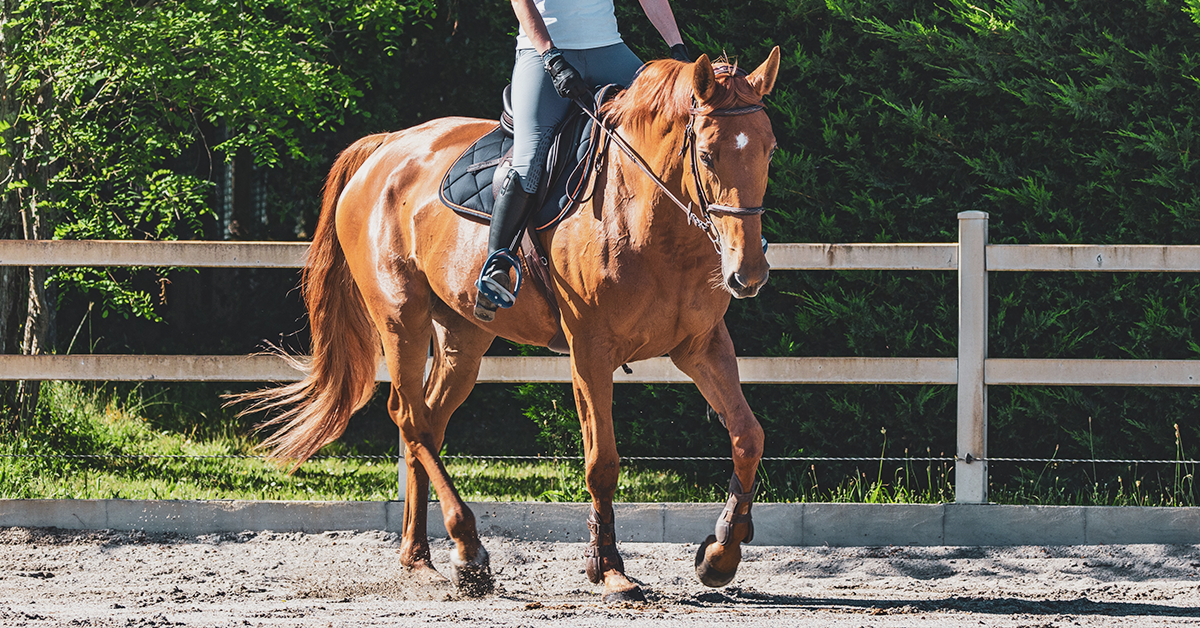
[602,120,706,252]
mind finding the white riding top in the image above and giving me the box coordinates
[516,0,622,51]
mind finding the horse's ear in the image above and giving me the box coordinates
[747,46,781,98]
[692,54,717,102]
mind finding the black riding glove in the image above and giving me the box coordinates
[670,43,691,63]
[542,47,592,102]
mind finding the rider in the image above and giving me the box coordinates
[474,0,692,322]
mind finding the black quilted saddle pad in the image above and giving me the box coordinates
[438,125,513,222]
[439,113,594,232]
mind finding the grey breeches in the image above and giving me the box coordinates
[505,43,644,194]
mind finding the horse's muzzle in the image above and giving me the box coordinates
[727,269,770,299]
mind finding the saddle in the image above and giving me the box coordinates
[439,84,616,231]
[439,85,620,354]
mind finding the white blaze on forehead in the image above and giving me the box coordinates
[735,132,749,150]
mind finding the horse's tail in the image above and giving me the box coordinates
[230,134,390,470]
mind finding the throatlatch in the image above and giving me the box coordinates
[715,473,756,545]
[584,506,624,584]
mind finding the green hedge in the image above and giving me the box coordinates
[71,0,1200,500]
[448,0,1200,497]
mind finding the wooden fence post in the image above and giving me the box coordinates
[957,211,989,503]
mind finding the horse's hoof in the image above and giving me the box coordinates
[449,545,494,597]
[694,534,737,588]
[602,584,646,603]
[405,561,451,585]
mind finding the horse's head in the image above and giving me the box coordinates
[602,47,781,299]
[685,48,780,299]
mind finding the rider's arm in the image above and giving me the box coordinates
[511,0,554,54]
[637,0,684,47]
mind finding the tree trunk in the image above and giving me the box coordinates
[0,1,26,428]
[17,182,55,419]
[13,71,57,421]
[0,4,54,427]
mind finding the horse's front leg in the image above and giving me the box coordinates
[669,321,765,587]
[569,345,645,602]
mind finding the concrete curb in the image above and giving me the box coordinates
[2,500,1199,546]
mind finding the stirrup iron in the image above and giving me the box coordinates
[475,249,524,309]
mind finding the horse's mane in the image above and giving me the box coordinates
[599,56,763,132]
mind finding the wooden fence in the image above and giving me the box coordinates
[3,211,1200,503]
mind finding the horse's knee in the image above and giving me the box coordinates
[727,411,764,462]
[585,457,620,498]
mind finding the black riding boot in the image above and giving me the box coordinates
[474,169,534,322]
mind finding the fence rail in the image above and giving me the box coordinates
[0,240,964,271]
[9,240,1200,272]
[3,212,1199,504]
[0,355,960,384]
[0,240,308,268]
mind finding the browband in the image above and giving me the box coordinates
[689,104,765,117]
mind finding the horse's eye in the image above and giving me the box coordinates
[699,151,714,168]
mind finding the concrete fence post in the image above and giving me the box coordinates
[956,211,989,503]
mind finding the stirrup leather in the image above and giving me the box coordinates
[475,249,524,308]
[584,506,623,584]
[715,473,757,546]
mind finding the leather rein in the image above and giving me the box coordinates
[570,69,767,254]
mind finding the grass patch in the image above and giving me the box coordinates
[444,459,719,503]
[0,382,718,502]
[1,382,1196,505]
[0,382,398,500]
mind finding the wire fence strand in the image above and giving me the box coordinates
[2,453,1198,464]
[0,454,394,460]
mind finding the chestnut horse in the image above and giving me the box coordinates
[239,48,780,601]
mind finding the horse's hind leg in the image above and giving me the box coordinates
[426,304,497,593]
[389,300,496,596]
[669,320,764,588]
[391,386,441,579]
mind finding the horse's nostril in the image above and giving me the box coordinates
[729,273,747,291]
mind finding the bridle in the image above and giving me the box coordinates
[570,65,768,254]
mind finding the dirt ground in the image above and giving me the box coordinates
[1,527,1199,627]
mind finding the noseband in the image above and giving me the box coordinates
[571,64,768,254]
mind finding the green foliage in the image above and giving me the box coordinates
[515,384,582,457]
[604,0,1200,495]
[481,0,1200,497]
[17,0,1200,502]
[3,0,434,319]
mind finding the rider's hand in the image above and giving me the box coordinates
[542,48,593,102]
[670,43,691,63]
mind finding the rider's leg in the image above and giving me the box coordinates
[474,168,532,321]
[508,48,573,191]
[573,42,645,89]
[475,47,572,321]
